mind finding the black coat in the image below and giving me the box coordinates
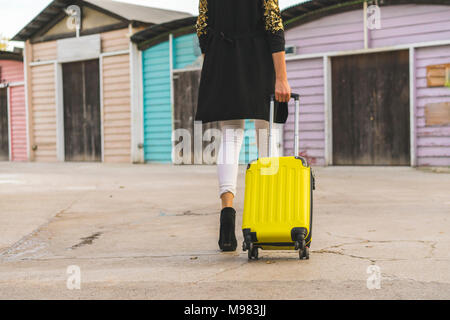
[195,0,288,124]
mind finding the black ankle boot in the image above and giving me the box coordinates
[218,207,237,252]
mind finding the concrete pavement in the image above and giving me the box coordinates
[0,162,449,299]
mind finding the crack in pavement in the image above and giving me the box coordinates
[2,252,232,262]
[69,232,103,250]
[2,240,441,264]
[0,193,89,262]
[312,249,377,263]
[313,238,439,263]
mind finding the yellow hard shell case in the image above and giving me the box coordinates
[242,93,313,259]
[242,156,313,251]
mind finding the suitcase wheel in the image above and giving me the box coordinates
[295,239,306,251]
[295,239,310,260]
[299,246,310,260]
[248,246,259,260]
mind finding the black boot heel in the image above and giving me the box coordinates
[218,207,237,252]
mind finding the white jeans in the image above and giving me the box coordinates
[217,119,277,198]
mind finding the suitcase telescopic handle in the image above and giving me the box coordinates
[268,93,300,158]
[269,93,300,101]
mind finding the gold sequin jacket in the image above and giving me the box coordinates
[195,0,285,54]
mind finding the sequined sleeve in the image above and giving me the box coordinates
[262,0,286,53]
[196,0,209,54]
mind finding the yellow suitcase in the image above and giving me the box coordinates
[242,93,315,260]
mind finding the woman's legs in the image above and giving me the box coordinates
[217,119,245,209]
[216,119,244,251]
[217,119,270,208]
[216,119,270,251]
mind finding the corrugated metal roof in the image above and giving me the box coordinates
[12,0,192,42]
[85,0,191,24]
[0,51,23,62]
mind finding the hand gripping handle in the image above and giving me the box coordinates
[268,93,300,157]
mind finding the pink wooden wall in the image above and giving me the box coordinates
[0,60,23,83]
[415,45,450,166]
[0,59,27,161]
[284,4,450,166]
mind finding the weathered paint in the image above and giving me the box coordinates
[0,59,27,161]
[285,3,450,166]
[102,53,131,163]
[415,45,450,166]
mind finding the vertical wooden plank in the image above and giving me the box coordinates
[63,61,82,160]
[0,87,8,160]
[323,55,332,165]
[7,86,12,161]
[410,48,417,167]
[84,60,102,161]
[55,62,64,161]
[169,33,174,163]
[24,40,34,161]
[99,55,105,162]
[130,41,144,163]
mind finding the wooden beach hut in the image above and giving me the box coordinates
[12,0,190,163]
[282,0,450,166]
[132,0,450,167]
[0,50,27,161]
